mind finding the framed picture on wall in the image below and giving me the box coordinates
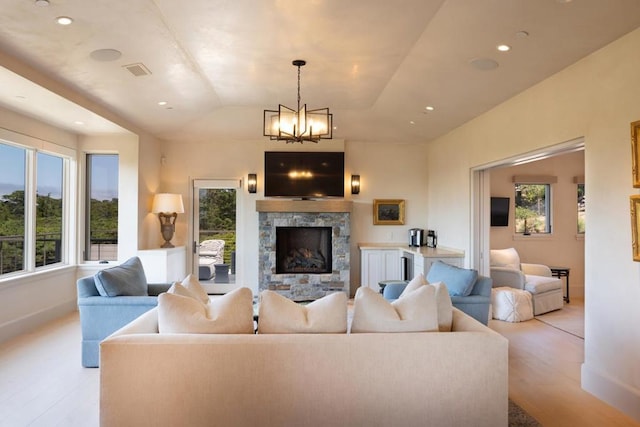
[373,199,405,225]
[631,120,640,187]
[630,195,640,261]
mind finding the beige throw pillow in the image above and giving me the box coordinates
[350,286,438,333]
[399,279,453,332]
[257,290,348,334]
[158,287,254,334]
[167,282,199,300]
[179,274,210,304]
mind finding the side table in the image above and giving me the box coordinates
[549,266,570,303]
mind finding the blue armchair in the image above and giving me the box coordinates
[382,263,492,325]
[77,257,171,367]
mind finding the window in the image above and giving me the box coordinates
[36,152,64,267]
[0,141,69,277]
[514,183,551,234]
[85,154,119,261]
[577,183,585,233]
[0,143,26,275]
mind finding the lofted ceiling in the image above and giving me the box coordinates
[1,0,640,144]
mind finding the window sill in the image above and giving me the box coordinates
[512,234,554,241]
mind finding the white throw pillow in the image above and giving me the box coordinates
[401,273,428,295]
[398,277,453,332]
[179,274,210,304]
[257,290,348,334]
[350,286,438,333]
[158,287,254,334]
[167,282,199,300]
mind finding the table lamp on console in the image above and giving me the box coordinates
[151,193,184,248]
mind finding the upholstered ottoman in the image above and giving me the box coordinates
[525,276,563,315]
[491,287,533,322]
[198,258,215,280]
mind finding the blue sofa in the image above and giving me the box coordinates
[382,262,492,325]
[77,257,171,367]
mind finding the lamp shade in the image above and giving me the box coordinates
[151,193,184,214]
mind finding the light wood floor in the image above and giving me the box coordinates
[0,299,638,426]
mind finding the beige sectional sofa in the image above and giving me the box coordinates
[100,307,508,427]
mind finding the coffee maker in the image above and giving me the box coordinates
[408,228,425,247]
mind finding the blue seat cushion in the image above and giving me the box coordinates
[426,261,478,297]
[94,256,148,297]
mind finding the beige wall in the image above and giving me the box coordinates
[490,150,585,297]
[426,27,640,421]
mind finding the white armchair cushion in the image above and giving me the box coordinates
[489,248,521,270]
[489,267,526,289]
[521,263,552,277]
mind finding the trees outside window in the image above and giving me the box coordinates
[578,183,585,234]
[85,154,118,261]
[0,142,68,276]
[36,152,64,267]
[514,183,551,234]
[0,143,26,275]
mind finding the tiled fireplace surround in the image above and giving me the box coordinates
[257,200,351,301]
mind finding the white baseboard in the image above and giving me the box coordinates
[582,362,640,422]
[0,300,77,345]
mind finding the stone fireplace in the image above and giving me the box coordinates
[257,200,351,301]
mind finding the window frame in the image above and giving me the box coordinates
[514,182,553,235]
[0,129,75,279]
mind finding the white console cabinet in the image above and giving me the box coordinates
[359,243,464,293]
[360,248,401,292]
[137,246,186,283]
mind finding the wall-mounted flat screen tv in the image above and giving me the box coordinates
[264,151,345,198]
[490,197,510,227]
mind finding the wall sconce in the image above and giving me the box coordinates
[247,173,257,194]
[351,174,360,195]
[151,193,184,248]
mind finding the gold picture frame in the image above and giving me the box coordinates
[631,195,640,261]
[373,199,405,225]
[631,120,640,187]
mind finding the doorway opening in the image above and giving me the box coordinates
[192,179,241,292]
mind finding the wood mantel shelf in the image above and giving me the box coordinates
[256,199,352,213]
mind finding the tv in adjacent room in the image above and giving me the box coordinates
[264,151,345,198]
[490,197,510,227]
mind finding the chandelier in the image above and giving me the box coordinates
[263,59,333,143]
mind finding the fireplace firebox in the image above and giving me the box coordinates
[276,226,332,274]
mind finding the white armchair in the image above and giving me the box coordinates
[490,248,563,316]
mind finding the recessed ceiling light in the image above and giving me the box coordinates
[90,48,122,62]
[425,106,435,111]
[56,16,74,25]
[158,101,168,106]
[409,121,415,125]
[515,31,529,39]
[470,57,499,71]
[35,0,50,7]
[496,44,511,52]
[74,121,85,126]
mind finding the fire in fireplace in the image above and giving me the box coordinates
[276,226,332,274]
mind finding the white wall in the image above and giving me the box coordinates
[490,150,585,297]
[425,28,640,421]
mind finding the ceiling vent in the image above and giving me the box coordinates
[123,63,152,77]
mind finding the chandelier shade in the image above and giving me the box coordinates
[263,60,333,143]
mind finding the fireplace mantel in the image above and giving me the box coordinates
[256,199,352,213]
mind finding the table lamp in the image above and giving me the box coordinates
[151,193,184,248]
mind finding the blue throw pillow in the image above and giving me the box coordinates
[94,256,148,297]
[426,261,478,297]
